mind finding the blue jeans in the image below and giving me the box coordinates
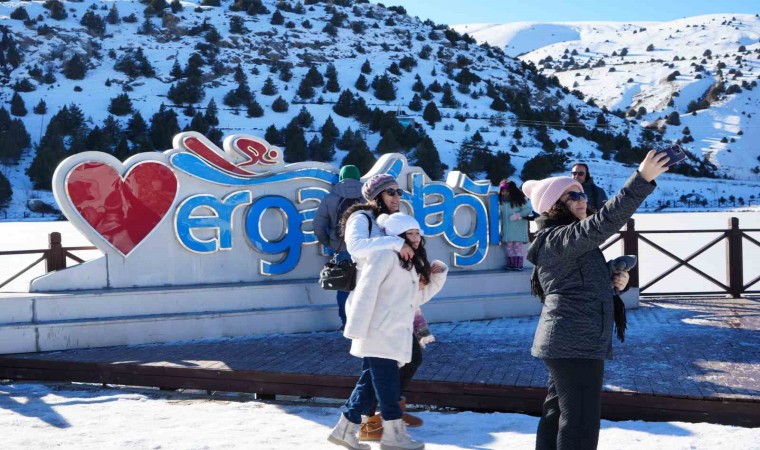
[335,251,351,326]
[341,357,403,424]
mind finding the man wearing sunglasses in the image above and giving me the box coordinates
[570,163,608,213]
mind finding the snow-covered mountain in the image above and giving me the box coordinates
[456,14,760,184]
[0,2,758,222]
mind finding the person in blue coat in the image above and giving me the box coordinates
[498,181,533,270]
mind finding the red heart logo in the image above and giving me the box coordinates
[66,161,178,256]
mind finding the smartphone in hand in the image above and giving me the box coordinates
[656,144,687,167]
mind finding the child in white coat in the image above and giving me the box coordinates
[328,213,448,450]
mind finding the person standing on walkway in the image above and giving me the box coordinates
[570,163,608,213]
[338,174,427,439]
[498,180,533,271]
[314,165,365,329]
[523,151,670,450]
[328,212,448,450]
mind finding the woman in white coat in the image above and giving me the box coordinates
[328,213,448,450]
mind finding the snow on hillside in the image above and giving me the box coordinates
[458,14,760,182]
[0,2,758,224]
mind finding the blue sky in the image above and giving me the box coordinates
[372,0,759,25]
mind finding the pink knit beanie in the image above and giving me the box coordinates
[522,177,583,214]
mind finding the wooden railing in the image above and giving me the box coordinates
[601,217,759,298]
[0,232,97,290]
[2,219,759,297]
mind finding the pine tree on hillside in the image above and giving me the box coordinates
[101,115,124,148]
[0,171,12,210]
[63,54,87,80]
[375,129,402,154]
[261,77,278,95]
[33,99,47,115]
[296,76,315,99]
[10,92,27,117]
[441,83,460,108]
[412,75,425,92]
[325,64,340,93]
[0,107,31,164]
[113,137,132,161]
[354,74,369,91]
[27,133,66,190]
[295,106,315,128]
[361,59,372,74]
[336,127,355,151]
[265,124,283,146]
[320,116,339,147]
[371,74,396,101]
[44,0,68,20]
[410,136,445,180]
[422,101,441,125]
[333,90,355,117]
[187,112,210,135]
[341,135,376,174]
[80,10,106,35]
[149,104,180,150]
[408,94,422,112]
[108,93,133,116]
[204,98,219,126]
[224,64,254,107]
[271,96,289,112]
[283,122,307,162]
[271,10,285,25]
[520,151,568,180]
[486,151,515,184]
[106,3,120,24]
[305,65,325,87]
[246,97,264,117]
[126,111,149,143]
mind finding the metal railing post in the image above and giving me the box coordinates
[622,218,639,288]
[726,217,743,298]
[45,232,67,272]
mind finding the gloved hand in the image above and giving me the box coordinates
[509,213,522,221]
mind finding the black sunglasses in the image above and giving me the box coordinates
[384,188,404,197]
[564,191,588,202]
[571,171,586,176]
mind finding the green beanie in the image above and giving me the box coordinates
[339,165,361,181]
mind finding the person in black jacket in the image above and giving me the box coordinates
[571,163,608,213]
[523,151,670,450]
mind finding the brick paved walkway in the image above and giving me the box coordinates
[6,297,758,403]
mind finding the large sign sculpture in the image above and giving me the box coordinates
[37,132,504,291]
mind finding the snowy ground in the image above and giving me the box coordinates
[1,379,757,450]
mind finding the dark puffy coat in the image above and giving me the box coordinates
[527,172,655,360]
[313,179,364,251]
[583,179,608,212]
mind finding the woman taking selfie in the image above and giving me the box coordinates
[523,150,670,450]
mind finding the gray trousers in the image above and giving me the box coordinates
[535,358,605,450]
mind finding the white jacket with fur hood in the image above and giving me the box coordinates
[343,216,447,366]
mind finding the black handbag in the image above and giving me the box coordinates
[319,213,372,291]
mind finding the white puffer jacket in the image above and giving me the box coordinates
[344,210,404,267]
[343,250,448,366]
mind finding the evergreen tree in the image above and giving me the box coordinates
[0,107,31,164]
[296,76,315,99]
[408,94,422,112]
[188,112,210,135]
[101,115,123,148]
[45,0,68,20]
[333,89,355,117]
[320,116,339,147]
[106,3,120,24]
[230,15,247,33]
[361,59,372,74]
[27,133,66,189]
[63,54,87,80]
[204,98,219,126]
[246,97,264,117]
[149,104,180,150]
[354,74,369,91]
[422,101,441,125]
[336,127,356,150]
[441,83,460,108]
[412,75,425,92]
[341,135,376,174]
[170,59,183,80]
[271,96,289,112]
[0,171,12,210]
[371,74,396,101]
[113,136,132,161]
[283,122,307,162]
[520,151,568,180]
[108,93,133,116]
[33,99,47,115]
[224,64,254,107]
[261,77,278,95]
[411,136,445,180]
[80,10,106,35]
[265,124,283,146]
[324,63,340,92]
[10,93,27,117]
[486,151,515,184]
[270,10,285,25]
[375,129,402,154]
[305,65,325,87]
[127,111,149,143]
[295,106,314,128]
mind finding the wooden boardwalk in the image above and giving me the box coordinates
[1,297,757,427]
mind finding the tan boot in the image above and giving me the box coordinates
[399,398,423,428]
[328,414,371,450]
[358,414,383,441]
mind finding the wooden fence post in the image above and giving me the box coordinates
[45,232,67,272]
[726,217,743,298]
[622,218,639,288]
